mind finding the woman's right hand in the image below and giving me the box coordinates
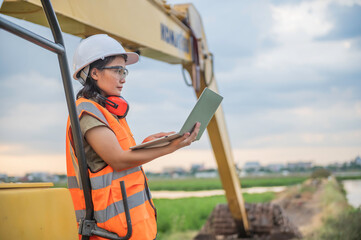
[168,122,201,151]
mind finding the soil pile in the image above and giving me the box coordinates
[272,179,324,236]
[273,177,350,238]
[194,203,302,240]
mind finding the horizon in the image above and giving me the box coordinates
[1,148,360,176]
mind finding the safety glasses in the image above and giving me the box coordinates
[101,66,129,79]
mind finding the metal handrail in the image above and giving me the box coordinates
[38,0,94,227]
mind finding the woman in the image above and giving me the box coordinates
[66,34,200,240]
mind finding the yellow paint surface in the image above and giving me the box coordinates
[0,183,78,240]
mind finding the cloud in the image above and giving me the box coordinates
[226,100,361,148]
[168,1,278,71]
[212,0,361,146]
[0,14,80,79]
[319,2,361,40]
[232,146,361,166]
[270,0,332,40]
[0,72,68,154]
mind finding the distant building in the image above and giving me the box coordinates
[287,162,312,171]
[195,169,218,178]
[0,173,8,182]
[25,172,58,182]
[190,163,205,174]
[266,164,285,172]
[162,167,186,178]
[328,162,343,168]
[243,161,261,172]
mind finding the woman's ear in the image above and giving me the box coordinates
[91,68,100,81]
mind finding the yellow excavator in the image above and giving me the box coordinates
[0,0,249,239]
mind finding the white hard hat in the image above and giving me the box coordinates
[73,34,139,84]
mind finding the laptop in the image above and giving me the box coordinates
[130,87,223,150]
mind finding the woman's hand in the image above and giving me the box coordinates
[168,122,201,152]
[142,132,176,143]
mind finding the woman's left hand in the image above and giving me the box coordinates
[142,132,176,143]
[168,122,201,151]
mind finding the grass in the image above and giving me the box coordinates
[154,192,275,239]
[240,176,308,188]
[148,175,308,191]
[158,230,199,240]
[303,177,355,240]
[336,175,361,181]
[315,209,361,240]
[321,178,351,217]
[52,182,67,188]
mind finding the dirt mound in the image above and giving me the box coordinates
[194,203,302,240]
[272,179,323,236]
[273,177,351,237]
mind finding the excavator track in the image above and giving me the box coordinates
[195,203,302,240]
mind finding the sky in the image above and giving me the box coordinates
[1,0,361,176]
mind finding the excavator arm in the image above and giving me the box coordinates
[0,0,249,236]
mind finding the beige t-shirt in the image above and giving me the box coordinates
[79,114,109,172]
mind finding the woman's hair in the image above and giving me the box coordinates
[76,54,128,100]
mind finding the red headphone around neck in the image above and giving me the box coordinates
[97,94,129,118]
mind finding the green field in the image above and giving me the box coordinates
[335,175,361,181]
[154,192,275,239]
[52,174,361,190]
[148,175,308,191]
[52,175,309,189]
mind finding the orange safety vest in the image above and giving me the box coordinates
[66,98,157,240]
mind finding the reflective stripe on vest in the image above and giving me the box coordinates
[74,188,150,223]
[77,101,108,125]
[90,166,141,190]
[68,141,83,190]
[68,166,141,190]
